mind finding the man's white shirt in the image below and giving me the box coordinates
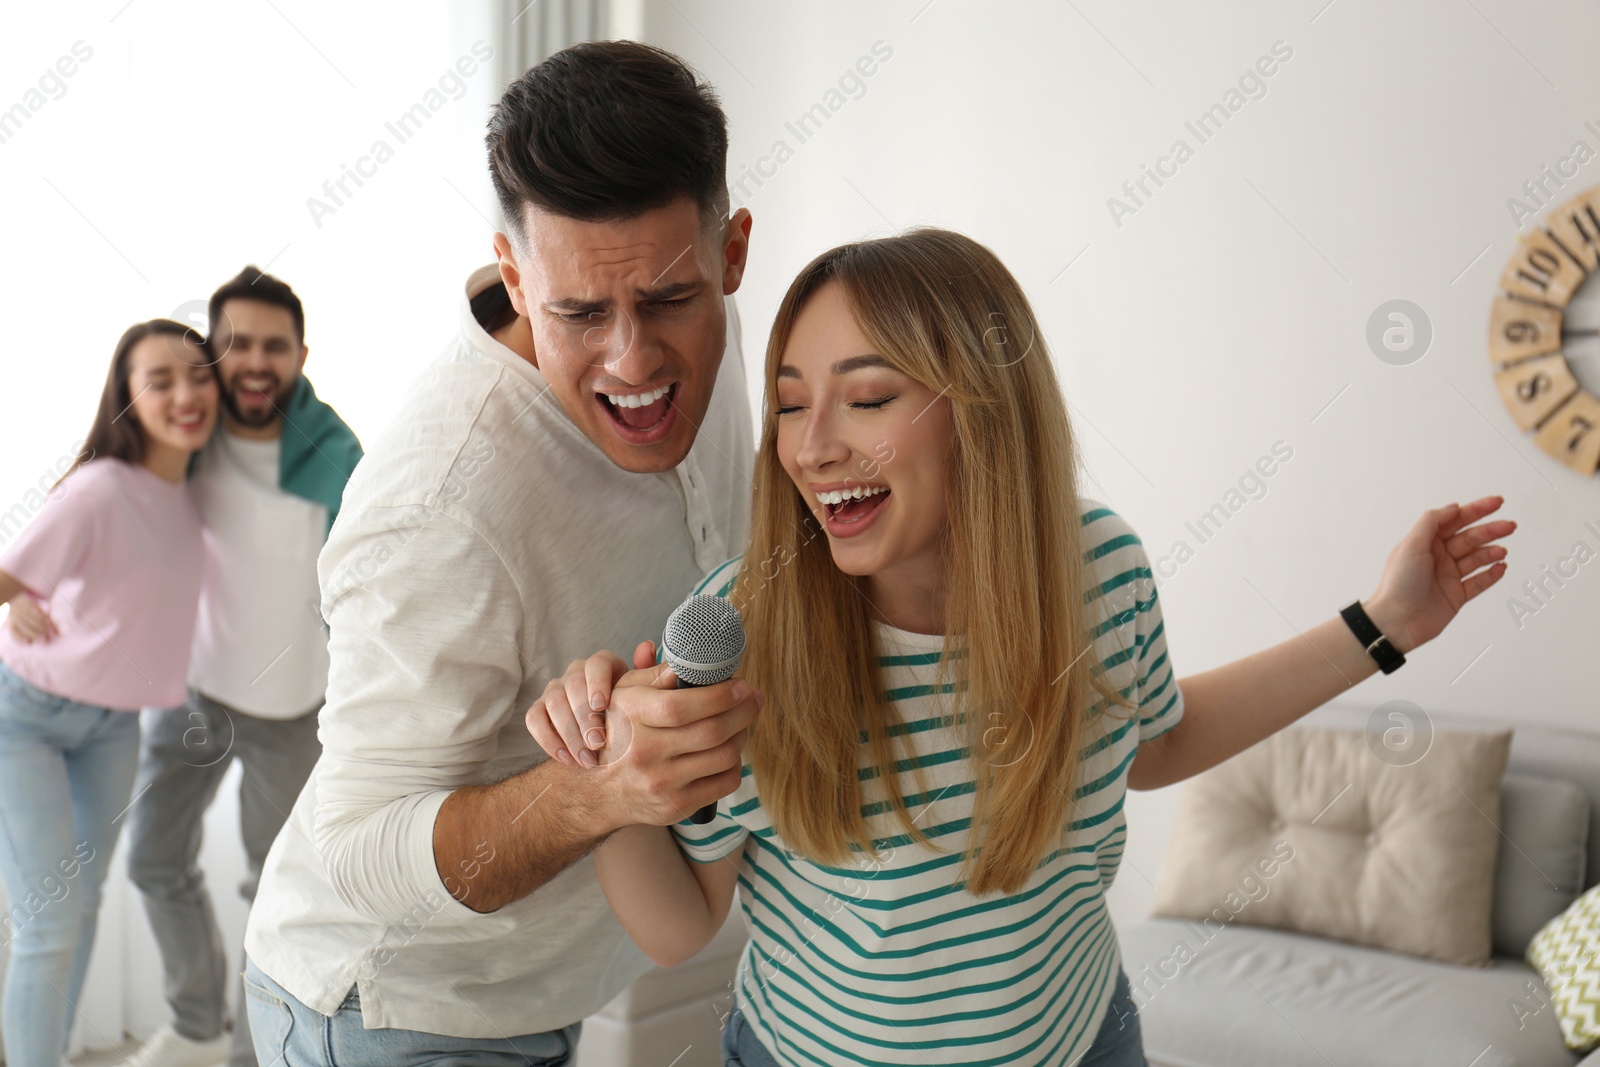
[244,264,754,1036]
[189,427,329,719]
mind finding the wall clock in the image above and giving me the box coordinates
[1489,186,1600,475]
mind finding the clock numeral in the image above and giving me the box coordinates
[1546,187,1600,272]
[1516,249,1563,292]
[1498,229,1587,308]
[1567,414,1594,453]
[1515,372,1552,402]
[1533,391,1600,475]
[1493,353,1577,431]
[1487,295,1563,366]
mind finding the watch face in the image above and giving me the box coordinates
[1490,186,1600,476]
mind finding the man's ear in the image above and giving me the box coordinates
[721,208,753,295]
[493,231,530,317]
[296,344,309,377]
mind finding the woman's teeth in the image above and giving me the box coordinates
[817,486,888,506]
[604,384,671,408]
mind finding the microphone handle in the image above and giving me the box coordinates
[674,674,721,825]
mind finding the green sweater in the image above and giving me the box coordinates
[277,376,362,537]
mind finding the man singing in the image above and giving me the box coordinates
[243,41,761,1066]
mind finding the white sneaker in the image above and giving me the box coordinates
[124,1022,229,1067]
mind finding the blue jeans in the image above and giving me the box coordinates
[242,956,580,1066]
[720,966,1149,1066]
[128,692,322,1067]
[0,660,139,1067]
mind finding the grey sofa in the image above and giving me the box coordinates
[1121,710,1600,1067]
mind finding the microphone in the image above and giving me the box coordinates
[660,594,746,825]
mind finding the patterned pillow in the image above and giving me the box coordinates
[1526,882,1600,1051]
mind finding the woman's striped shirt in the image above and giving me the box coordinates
[671,500,1183,1066]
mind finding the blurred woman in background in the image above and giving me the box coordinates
[0,320,216,1067]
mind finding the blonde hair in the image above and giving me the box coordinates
[732,228,1138,896]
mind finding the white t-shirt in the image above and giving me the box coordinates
[244,264,754,1037]
[189,427,330,719]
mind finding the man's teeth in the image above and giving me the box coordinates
[817,486,888,506]
[604,384,671,409]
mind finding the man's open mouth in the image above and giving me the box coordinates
[233,374,279,406]
[598,383,676,432]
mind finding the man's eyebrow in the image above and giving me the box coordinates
[543,297,602,315]
[642,279,701,301]
[220,332,274,350]
[542,280,705,315]
[777,354,893,379]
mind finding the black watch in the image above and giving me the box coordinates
[1340,600,1406,674]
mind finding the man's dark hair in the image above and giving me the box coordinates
[486,40,730,246]
[209,266,306,346]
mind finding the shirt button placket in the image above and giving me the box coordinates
[678,458,718,570]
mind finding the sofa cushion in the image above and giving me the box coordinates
[1527,882,1600,1052]
[1120,917,1575,1067]
[1495,774,1591,957]
[1150,726,1512,966]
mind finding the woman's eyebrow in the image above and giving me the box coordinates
[777,354,891,379]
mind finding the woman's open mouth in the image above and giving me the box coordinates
[818,485,891,537]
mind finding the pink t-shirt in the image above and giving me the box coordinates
[0,457,203,711]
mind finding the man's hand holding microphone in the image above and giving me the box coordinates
[527,596,762,830]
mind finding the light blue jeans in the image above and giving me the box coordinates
[0,659,140,1067]
[242,956,580,1066]
[721,967,1149,1066]
[128,691,322,1067]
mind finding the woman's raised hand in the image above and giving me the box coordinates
[525,640,662,766]
[1364,494,1515,654]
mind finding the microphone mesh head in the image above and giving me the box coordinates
[662,594,746,686]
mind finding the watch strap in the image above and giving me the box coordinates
[1340,600,1405,674]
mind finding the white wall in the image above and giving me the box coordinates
[635,0,1600,924]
